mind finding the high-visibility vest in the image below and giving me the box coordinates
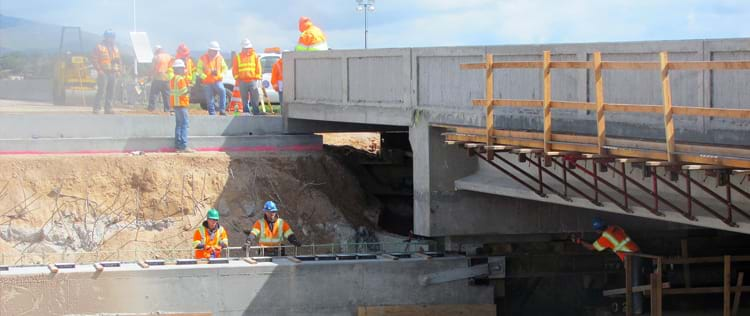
[193,224,228,259]
[152,52,172,81]
[251,218,294,247]
[169,75,190,107]
[593,225,640,261]
[233,51,262,81]
[197,53,227,84]
[92,43,121,72]
[168,57,195,85]
[296,20,328,51]
[227,83,242,112]
[271,59,283,91]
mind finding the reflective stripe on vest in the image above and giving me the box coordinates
[259,219,285,245]
[602,231,634,253]
[235,53,259,76]
[170,75,189,106]
[198,225,224,245]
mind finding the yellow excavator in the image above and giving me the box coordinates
[52,27,97,105]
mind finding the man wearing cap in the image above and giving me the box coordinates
[148,45,172,112]
[193,209,229,259]
[196,41,228,115]
[246,201,302,256]
[91,29,122,114]
[232,39,263,115]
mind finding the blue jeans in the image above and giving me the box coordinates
[202,82,226,115]
[174,107,189,149]
[148,80,170,112]
[94,72,116,112]
[239,80,260,114]
[279,91,283,105]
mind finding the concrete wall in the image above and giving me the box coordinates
[285,38,750,146]
[0,79,53,102]
[0,257,494,316]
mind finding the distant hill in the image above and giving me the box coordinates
[0,15,132,56]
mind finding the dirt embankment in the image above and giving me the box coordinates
[0,151,387,264]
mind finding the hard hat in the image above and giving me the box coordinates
[241,39,253,49]
[103,29,116,39]
[172,59,186,68]
[592,217,606,231]
[208,41,221,51]
[207,208,220,220]
[263,201,278,212]
[176,43,190,56]
[154,45,162,51]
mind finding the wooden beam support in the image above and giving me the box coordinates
[669,61,750,70]
[603,283,671,296]
[673,106,750,119]
[543,51,552,153]
[660,51,676,163]
[604,103,664,113]
[625,256,634,316]
[137,260,149,269]
[681,239,691,288]
[725,255,732,316]
[47,263,59,273]
[483,145,515,151]
[549,61,594,69]
[732,272,744,316]
[485,53,495,160]
[602,61,660,70]
[594,51,607,156]
[549,101,596,110]
[682,165,726,170]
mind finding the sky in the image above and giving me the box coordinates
[2,0,750,53]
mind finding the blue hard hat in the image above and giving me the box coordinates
[263,201,278,212]
[103,29,116,39]
[592,217,606,231]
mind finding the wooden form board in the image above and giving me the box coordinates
[459,51,750,169]
[357,304,496,316]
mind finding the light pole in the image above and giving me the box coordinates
[356,0,375,49]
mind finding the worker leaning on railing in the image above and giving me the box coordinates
[193,209,229,259]
[244,201,302,256]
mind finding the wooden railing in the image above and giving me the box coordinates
[459,51,750,169]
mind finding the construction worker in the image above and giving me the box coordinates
[148,45,172,112]
[271,58,283,104]
[193,209,229,259]
[91,29,121,114]
[572,217,643,314]
[246,201,302,256]
[168,43,195,86]
[295,17,328,51]
[169,59,193,153]
[232,39,263,115]
[196,41,228,115]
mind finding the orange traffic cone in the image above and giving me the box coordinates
[228,82,242,113]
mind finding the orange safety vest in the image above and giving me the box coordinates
[198,53,226,84]
[92,43,121,72]
[233,50,262,82]
[192,223,228,259]
[152,52,172,81]
[250,218,294,247]
[169,74,190,107]
[271,58,283,91]
[593,225,640,261]
[296,17,328,51]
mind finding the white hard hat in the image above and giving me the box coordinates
[172,59,186,68]
[241,38,253,49]
[154,45,162,51]
[208,41,221,51]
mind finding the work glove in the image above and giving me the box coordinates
[288,234,302,247]
[246,233,256,244]
[569,234,581,245]
[195,242,205,250]
[219,241,228,248]
[211,70,218,76]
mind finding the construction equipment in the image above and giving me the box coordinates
[52,27,97,105]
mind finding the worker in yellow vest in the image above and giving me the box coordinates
[169,59,193,153]
[232,39,263,115]
[246,201,301,256]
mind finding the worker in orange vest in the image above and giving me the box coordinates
[232,39,263,115]
[149,45,173,113]
[573,217,643,314]
[91,29,122,114]
[193,209,228,259]
[196,41,228,115]
[245,201,301,256]
[168,43,195,86]
[295,17,328,51]
[271,58,283,105]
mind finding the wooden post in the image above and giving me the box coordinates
[732,272,744,316]
[656,257,663,316]
[725,255,732,316]
[594,51,607,155]
[659,51,676,163]
[681,239,692,288]
[485,53,495,160]
[625,255,633,316]
[650,273,658,314]
[543,51,552,153]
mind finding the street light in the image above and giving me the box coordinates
[356,0,375,49]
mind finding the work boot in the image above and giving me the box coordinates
[177,148,196,153]
[219,112,227,116]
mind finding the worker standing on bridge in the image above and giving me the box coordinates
[232,39,263,115]
[91,29,121,114]
[193,209,229,259]
[196,41,228,115]
[295,17,328,51]
[271,58,283,104]
[148,45,172,113]
[246,201,301,256]
[572,217,643,314]
[169,59,192,153]
[168,44,195,86]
